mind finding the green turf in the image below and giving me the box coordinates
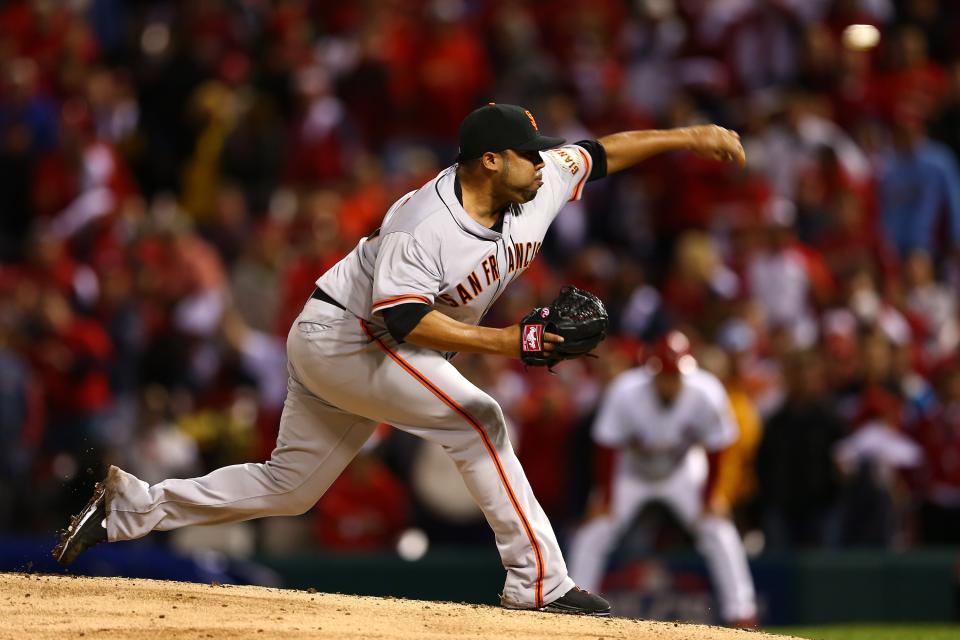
[770,624,960,640]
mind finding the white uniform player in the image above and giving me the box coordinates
[54,104,746,616]
[567,331,758,624]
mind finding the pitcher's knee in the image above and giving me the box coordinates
[261,461,320,515]
[266,479,319,516]
[462,394,508,446]
[276,490,318,516]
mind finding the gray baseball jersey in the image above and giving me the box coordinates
[103,144,596,610]
[318,144,593,326]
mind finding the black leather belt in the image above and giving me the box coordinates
[311,287,345,310]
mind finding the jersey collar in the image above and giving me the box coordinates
[454,175,506,234]
[439,168,503,241]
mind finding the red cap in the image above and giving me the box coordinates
[646,331,696,374]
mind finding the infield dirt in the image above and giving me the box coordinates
[0,572,797,639]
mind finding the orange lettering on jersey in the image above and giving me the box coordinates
[524,242,533,267]
[488,255,500,281]
[467,271,483,296]
[533,241,541,259]
[554,149,580,175]
[482,260,492,286]
[438,293,459,307]
[513,242,524,269]
[507,246,515,273]
[456,283,473,304]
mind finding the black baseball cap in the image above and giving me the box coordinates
[457,103,565,162]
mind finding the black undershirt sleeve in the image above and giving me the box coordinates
[574,139,608,182]
[382,302,433,342]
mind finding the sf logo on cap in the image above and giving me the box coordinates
[524,110,538,131]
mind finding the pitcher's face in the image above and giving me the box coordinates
[498,149,545,204]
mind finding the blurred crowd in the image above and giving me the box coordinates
[2,0,960,557]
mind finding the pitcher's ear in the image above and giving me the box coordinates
[480,151,503,171]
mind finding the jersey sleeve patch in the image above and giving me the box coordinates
[547,147,582,176]
[543,145,593,203]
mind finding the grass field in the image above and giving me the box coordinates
[772,624,960,640]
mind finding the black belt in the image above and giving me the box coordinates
[311,287,345,310]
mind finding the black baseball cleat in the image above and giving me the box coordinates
[52,478,109,566]
[541,586,611,616]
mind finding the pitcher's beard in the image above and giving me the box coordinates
[499,179,540,206]
[516,186,539,203]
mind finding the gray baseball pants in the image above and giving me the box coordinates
[104,298,574,608]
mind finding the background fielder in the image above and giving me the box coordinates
[567,331,758,625]
[54,104,745,615]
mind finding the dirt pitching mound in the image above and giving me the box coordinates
[0,572,795,640]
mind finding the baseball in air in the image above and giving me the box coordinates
[396,528,430,561]
[842,24,881,51]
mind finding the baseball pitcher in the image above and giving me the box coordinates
[54,103,744,615]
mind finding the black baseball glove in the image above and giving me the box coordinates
[519,285,609,368]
